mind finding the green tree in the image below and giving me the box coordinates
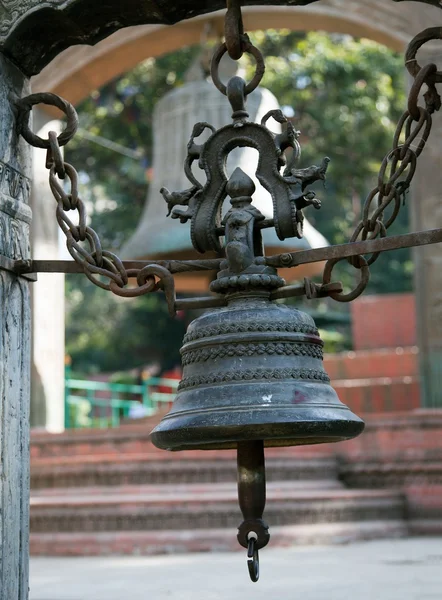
[247,31,410,293]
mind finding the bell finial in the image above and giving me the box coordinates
[226,167,256,201]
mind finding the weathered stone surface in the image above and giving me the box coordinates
[0,53,31,600]
[0,0,441,76]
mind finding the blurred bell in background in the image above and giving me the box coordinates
[121,50,328,291]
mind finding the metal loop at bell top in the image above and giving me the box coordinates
[210,37,265,97]
[225,0,244,60]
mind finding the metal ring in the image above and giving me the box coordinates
[65,227,101,265]
[109,268,157,298]
[403,110,431,158]
[392,108,430,160]
[84,256,126,288]
[247,538,259,583]
[211,39,265,96]
[56,202,87,242]
[408,63,438,121]
[15,92,78,149]
[47,131,66,179]
[405,27,442,83]
[137,264,176,316]
[363,221,387,266]
[49,163,79,209]
[323,256,370,303]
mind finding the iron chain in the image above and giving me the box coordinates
[322,28,442,302]
[15,92,176,315]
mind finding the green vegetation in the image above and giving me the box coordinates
[65,31,410,373]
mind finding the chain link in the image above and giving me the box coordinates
[322,29,442,302]
[15,92,176,315]
[225,0,245,60]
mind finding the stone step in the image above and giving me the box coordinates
[30,520,408,556]
[31,456,340,489]
[30,484,404,534]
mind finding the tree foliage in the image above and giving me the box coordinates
[65,31,411,373]
[247,31,410,292]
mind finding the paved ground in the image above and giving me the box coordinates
[30,538,442,600]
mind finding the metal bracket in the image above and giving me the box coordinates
[0,255,37,281]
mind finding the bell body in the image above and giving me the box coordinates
[151,296,364,451]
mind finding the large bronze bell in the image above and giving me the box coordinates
[150,38,365,582]
[151,298,363,451]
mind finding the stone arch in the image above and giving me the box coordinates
[31,2,442,106]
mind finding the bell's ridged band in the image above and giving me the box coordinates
[178,367,330,391]
[181,341,323,366]
[183,321,319,344]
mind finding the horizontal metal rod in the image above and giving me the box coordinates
[9,228,442,278]
[269,283,306,300]
[175,296,227,310]
[20,258,223,275]
[265,228,442,268]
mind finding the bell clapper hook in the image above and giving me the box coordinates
[237,440,270,582]
[247,532,259,582]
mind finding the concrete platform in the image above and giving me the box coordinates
[30,537,442,600]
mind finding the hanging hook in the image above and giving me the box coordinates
[247,534,259,582]
[225,0,244,60]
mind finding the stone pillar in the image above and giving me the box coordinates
[411,54,442,408]
[0,55,31,600]
[30,110,65,432]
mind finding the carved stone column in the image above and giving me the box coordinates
[0,54,31,600]
[412,94,442,408]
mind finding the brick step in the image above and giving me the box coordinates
[30,520,408,556]
[30,485,404,534]
[31,480,343,501]
[340,460,442,488]
[334,376,420,414]
[324,347,418,380]
[30,425,335,460]
[31,456,340,489]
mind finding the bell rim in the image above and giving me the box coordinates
[150,418,365,452]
